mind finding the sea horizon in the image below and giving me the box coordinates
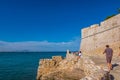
[0,50,78,53]
[0,52,66,80]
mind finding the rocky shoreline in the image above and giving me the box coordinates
[36,50,111,80]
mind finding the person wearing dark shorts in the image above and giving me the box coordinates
[103,45,113,72]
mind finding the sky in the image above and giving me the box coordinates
[0,0,120,52]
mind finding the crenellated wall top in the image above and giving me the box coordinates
[81,14,120,39]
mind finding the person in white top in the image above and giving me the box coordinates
[77,51,82,60]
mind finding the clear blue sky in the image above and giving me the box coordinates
[0,0,120,51]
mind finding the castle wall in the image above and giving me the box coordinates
[80,14,120,56]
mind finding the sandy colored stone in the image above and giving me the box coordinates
[37,52,109,80]
[80,14,120,56]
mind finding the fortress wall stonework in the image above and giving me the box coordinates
[80,14,120,55]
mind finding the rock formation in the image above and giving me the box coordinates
[37,50,110,80]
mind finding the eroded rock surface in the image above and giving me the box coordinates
[37,51,111,80]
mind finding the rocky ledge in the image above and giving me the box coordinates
[36,50,111,80]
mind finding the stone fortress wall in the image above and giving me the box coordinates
[80,14,120,56]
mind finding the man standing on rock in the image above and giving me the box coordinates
[103,45,113,72]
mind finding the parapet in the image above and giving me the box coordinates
[100,14,120,27]
[81,14,120,39]
[90,24,99,28]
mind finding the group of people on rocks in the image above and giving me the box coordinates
[72,50,82,60]
[75,45,120,72]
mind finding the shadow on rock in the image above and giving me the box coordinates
[101,71,114,80]
[112,63,119,69]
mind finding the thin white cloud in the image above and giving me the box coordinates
[0,37,80,52]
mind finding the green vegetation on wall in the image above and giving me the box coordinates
[104,8,120,20]
[105,14,115,20]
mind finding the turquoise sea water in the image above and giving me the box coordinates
[0,52,66,80]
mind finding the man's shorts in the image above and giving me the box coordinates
[106,56,112,63]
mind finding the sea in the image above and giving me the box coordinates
[0,52,66,80]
